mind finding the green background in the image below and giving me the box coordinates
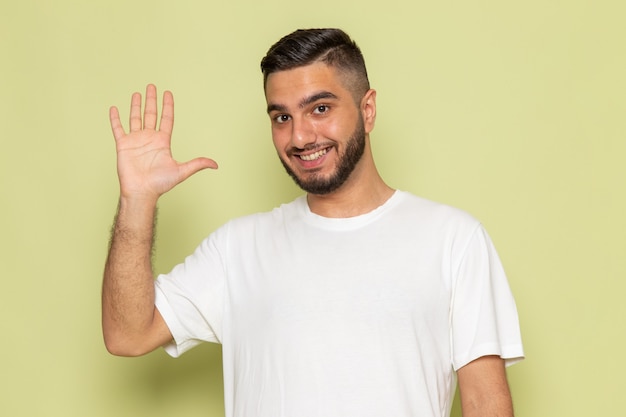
[1,0,624,415]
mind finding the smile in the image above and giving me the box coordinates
[299,148,328,161]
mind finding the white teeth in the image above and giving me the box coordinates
[299,148,328,161]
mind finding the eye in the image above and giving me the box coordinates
[273,114,291,124]
[313,105,329,115]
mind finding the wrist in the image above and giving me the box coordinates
[114,195,159,238]
[118,193,159,211]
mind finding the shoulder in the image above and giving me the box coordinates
[393,190,480,229]
[217,196,305,235]
[389,191,489,259]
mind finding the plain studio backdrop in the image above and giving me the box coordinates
[1,1,624,416]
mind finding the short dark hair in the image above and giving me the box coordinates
[260,28,370,99]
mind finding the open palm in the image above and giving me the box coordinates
[109,84,217,201]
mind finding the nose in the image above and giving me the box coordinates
[290,116,316,149]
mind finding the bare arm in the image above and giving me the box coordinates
[102,85,217,356]
[457,355,514,417]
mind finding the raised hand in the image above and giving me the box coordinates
[109,84,218,202]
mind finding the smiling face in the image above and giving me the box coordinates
[265,62,375,195]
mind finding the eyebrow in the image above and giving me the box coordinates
[267,91,339,114]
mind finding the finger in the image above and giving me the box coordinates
[129,92,142,132]
[109,106,127,141]
[178,157,219,182]
[143,84,158,130]
[159,90,174,135]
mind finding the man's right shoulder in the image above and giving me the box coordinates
[219,196,305,233]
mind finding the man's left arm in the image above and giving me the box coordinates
[457,355,514,417]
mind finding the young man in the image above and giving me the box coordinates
[103,28,523,417]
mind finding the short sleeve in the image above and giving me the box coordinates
[154,225,228,357]
[450,225,524,370]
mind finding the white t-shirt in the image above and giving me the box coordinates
[155,191,524,417]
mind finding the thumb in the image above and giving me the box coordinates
[178,157,219,182]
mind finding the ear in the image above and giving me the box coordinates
[360,89,377,134]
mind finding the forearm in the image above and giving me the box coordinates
[102,196,159,355]
[460,387,513,417]
[458,356,514,417]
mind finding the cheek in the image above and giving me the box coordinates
[310,118,340,139]
[271,127,290,152]
[317,117,355,140]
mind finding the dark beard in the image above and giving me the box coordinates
[279,118,366,195]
